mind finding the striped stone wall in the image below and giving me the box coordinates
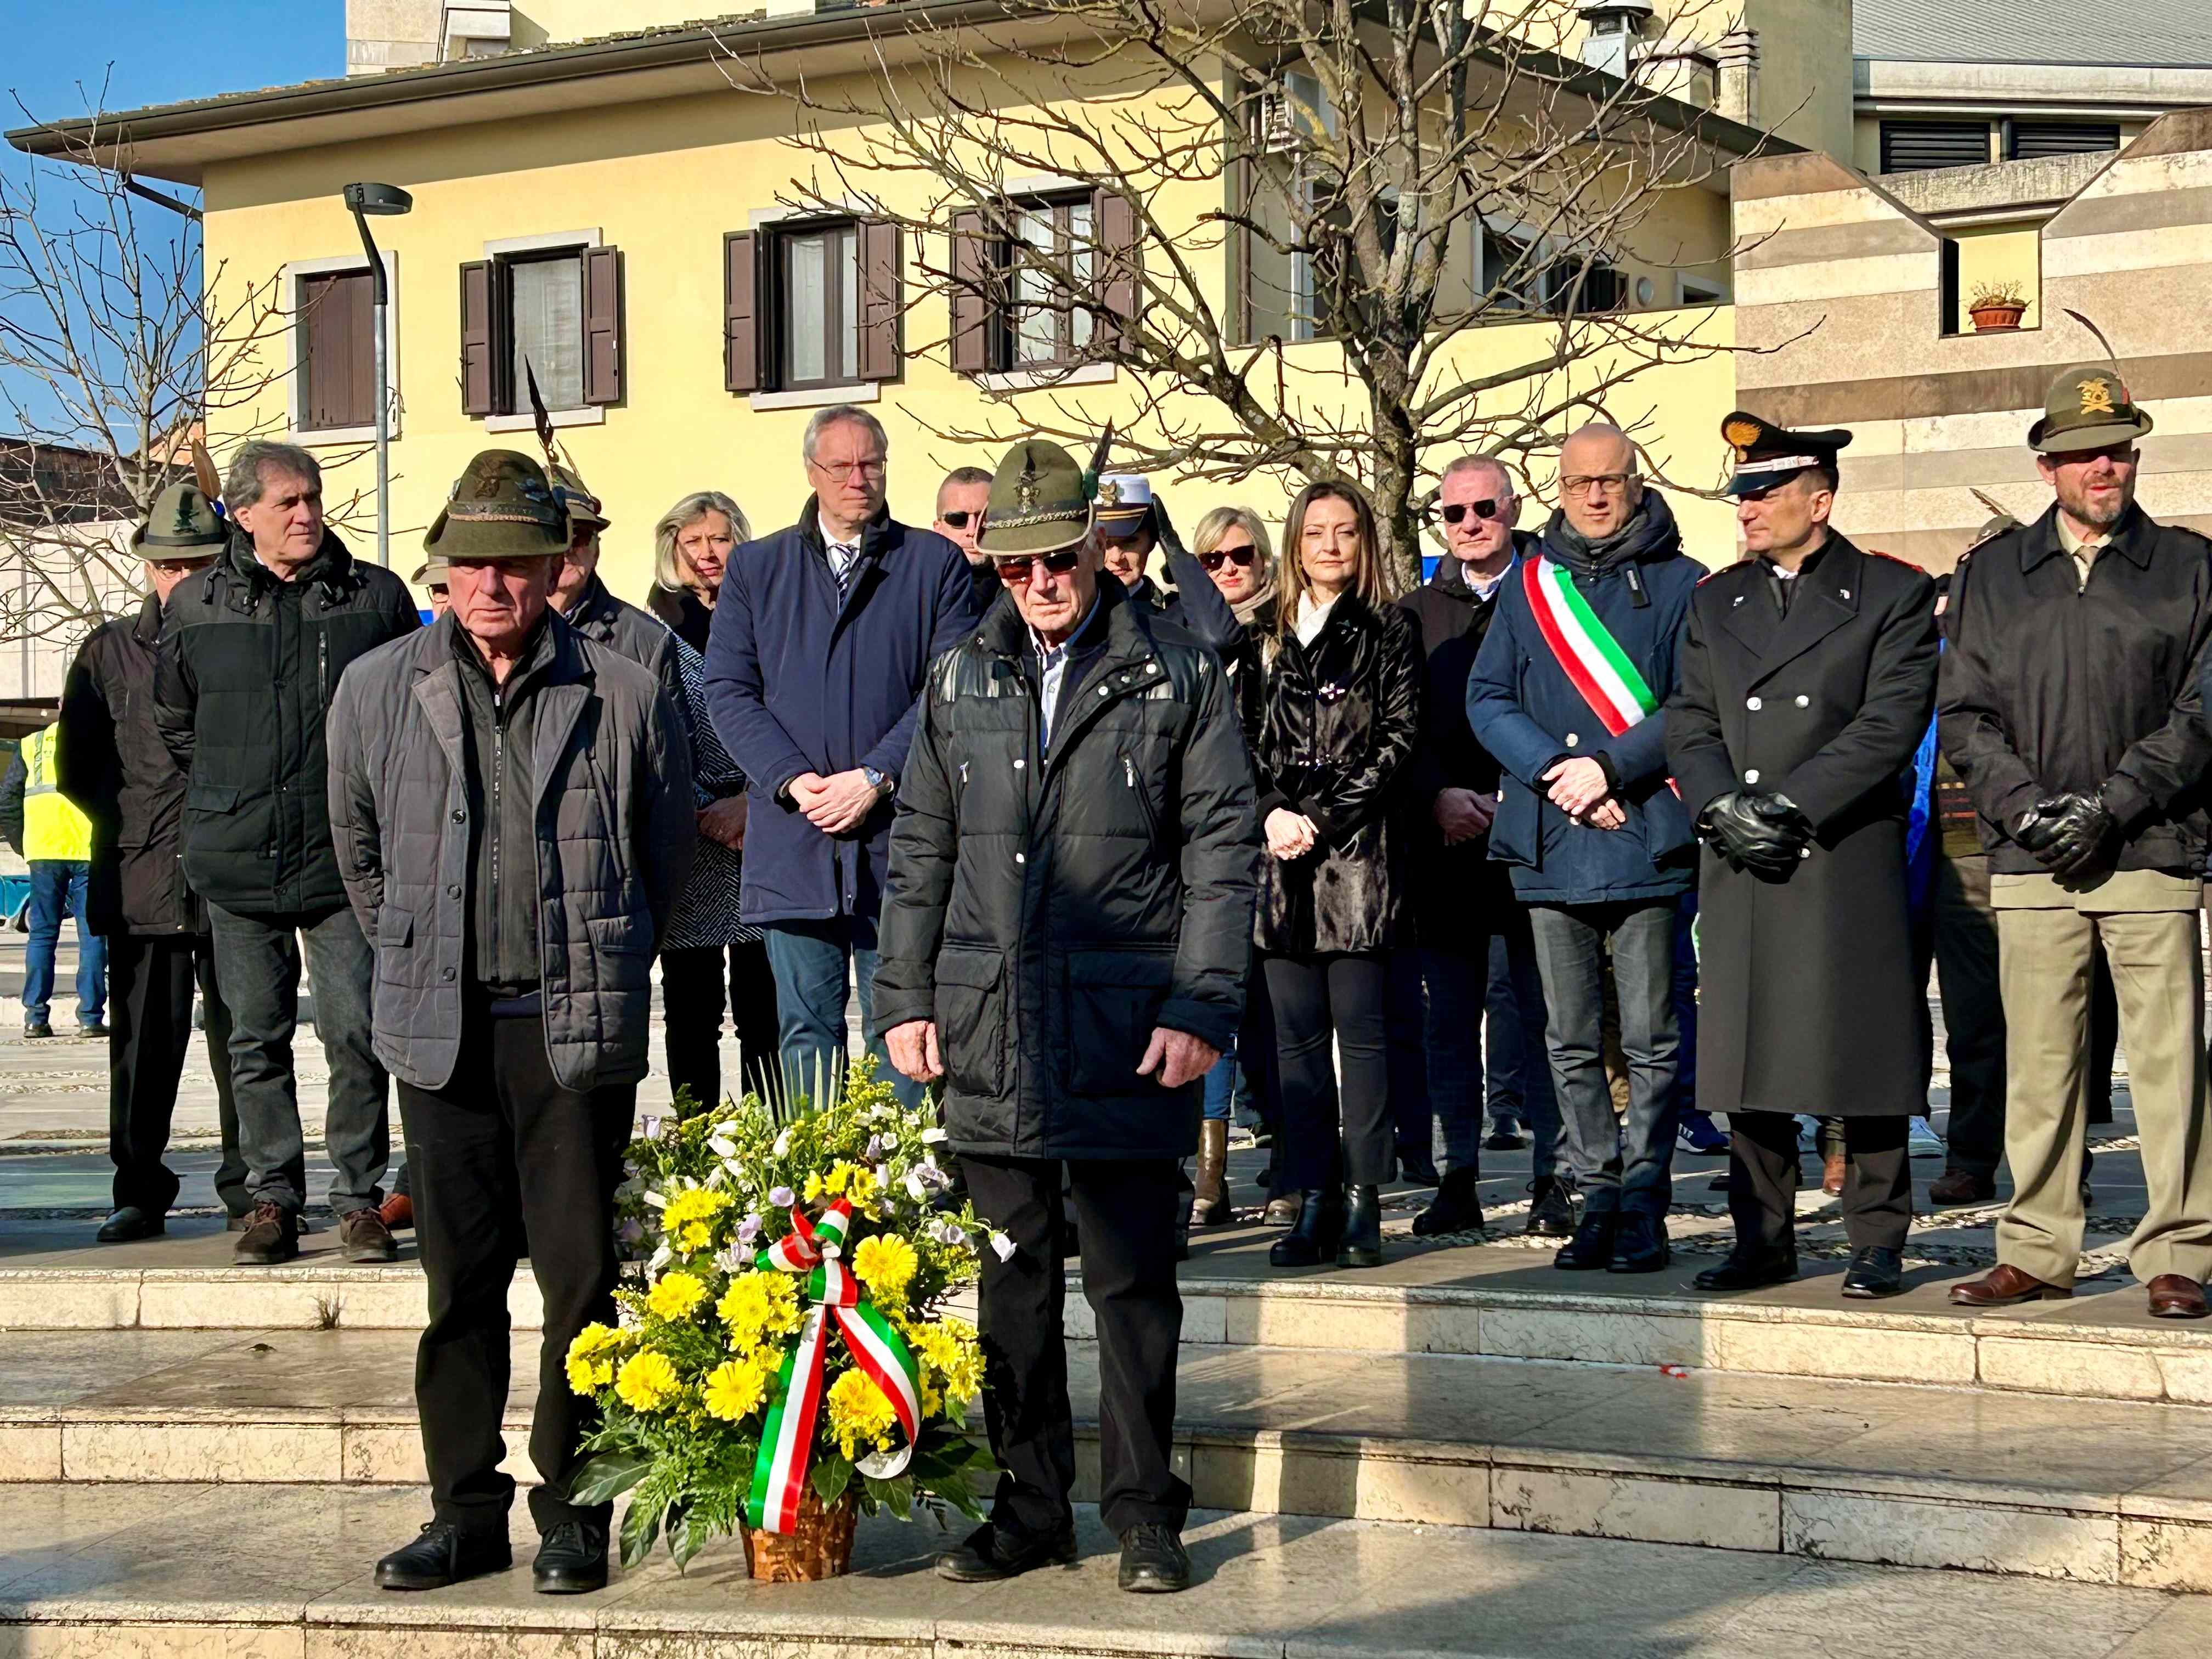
[1729,111,2212,571]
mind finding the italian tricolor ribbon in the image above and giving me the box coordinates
[1522,556,1660,736]
[746,1198,924,1535]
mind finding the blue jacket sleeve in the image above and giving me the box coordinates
[1160,554,1243,659]
[1468,594,1570,788]
[860,543,979,785]
[702,545,816,800]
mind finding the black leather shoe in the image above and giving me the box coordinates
[532,1520,608,1594]
[1412,1167,1484,1238]
[1695,1249,1799,1292]
[1841,1246,1904,1299]
[1118,1522,1192,1593]
[96,1206,165,1243]
[1607,1211,1669,1274]
[1526,1177,1579,1238]
[1554,1209,1619,1271]
[1338,1183,1383,1268]
[21,1021,50,1040]
[376,1520,512,1590]
[1395,1146,1441,1186]
[935,1521,1079,1583]
[1269,1189,1344,1268]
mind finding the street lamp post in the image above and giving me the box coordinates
[341,182,413,568]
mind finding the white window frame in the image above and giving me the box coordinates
[481,227,604,433]
[283,251,400,448]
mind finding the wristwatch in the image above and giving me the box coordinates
[862,766,894,799]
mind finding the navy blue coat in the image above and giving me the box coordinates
[703,499,978,927]
[1467,501,1701,904]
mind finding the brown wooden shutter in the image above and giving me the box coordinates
[301,271,375,431]
[1095,188,1138,343]
[582,245,624,406]
[724,232,760,394]
[950,211,992,376]
[857,219,902,383]
[459,259,495,417]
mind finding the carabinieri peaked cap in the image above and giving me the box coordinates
[976,439,1094,557]
[133,481,229,554]
[423,450,568,559]
[2028,362,2155,454]
[1720,411,1852,496]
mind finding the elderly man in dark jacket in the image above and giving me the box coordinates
[155,439,420,1267]
[1468,424,1701,1276]
[704,405,975,1110]
[875,439,1256,1596]
[1943,365,2212,1321]
[59,481,244,1242]
[329,450,693,1597]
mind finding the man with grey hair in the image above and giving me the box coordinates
[155,438,421,1266]
[704,405,977,1110]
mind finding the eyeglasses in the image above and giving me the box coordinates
[1560,473,1638,498]
[810,456,887,481]
[1199,544,1258,572]
[1439,499,1505,525]
[992,549,1084,584]
[939,510,977,529]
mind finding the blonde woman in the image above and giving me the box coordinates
[1250,482,1421,1270]
[647,490,749,652]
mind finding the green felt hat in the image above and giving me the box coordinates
[2029,363,2154,454]
[133,482,228,553]
[976,439,1093,556]
[424,450,566,560]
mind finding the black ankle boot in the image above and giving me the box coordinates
[1553,1207,1619,1271]
[1412,1167,1484,1238]
[1339,1184,1383,1267]
[1269,1189,1344,1267]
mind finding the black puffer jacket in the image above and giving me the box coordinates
[871,578,1258,1160]
[59,597,206,937]
[155,529,421,915]
[1251,591,1423,956]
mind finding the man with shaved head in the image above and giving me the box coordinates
[1469,422,1702,1274]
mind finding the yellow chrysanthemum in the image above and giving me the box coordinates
[701,1358,769,1423]
[614,1348,682,1413]
[661,1187,732,1252]
[911,1315,984,1408]
[717,1272,804,1350]
[570,1321,623,1358]
[565,1352,615,1396]
[646,1271,709,1322]
[825,1367,897,1459]
[851,1234,918,1304]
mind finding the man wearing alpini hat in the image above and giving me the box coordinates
[874,438,1257,1594]
[328,450,694,1594]
[1942,362,2212,1320]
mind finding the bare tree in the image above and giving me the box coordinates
[721,0,1784,571]
[0,89,362,672]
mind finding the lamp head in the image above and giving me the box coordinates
[342,182,413,217]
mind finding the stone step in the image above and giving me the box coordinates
[8,1485,2208,1659]
[5,1214,2209,1407]
[8,1328,2212,1592]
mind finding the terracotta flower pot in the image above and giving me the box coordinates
[742,1486,860,1582]
[1970,303,2028,334]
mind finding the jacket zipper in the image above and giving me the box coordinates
[1122,752,1159,841]
[318,630,329,708]
[490,684,504,973]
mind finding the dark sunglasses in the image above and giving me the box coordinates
[939,510,977,528]
[992,549,1084,584]
[1199,545,1259,573]
[1438,499,1504,525]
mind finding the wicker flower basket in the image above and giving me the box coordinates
[742,1487,860,1582]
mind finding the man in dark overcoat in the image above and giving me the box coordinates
[1667,413,1938,1300]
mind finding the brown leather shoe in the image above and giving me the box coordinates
[2147,1274,2210,1320]
[1949,1263,2072,1307]
[379,1193,415,1232]
[338,1207,400,1263]
[1821,1152,1847,1197]
[1928,1169,1996,1205]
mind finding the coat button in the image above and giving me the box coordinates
[451,809,465,823]
[1014,759,1025,770]
[442,967,456,981]
[1564,733,1579,748]
[1745,769,1761,784]
[1015,852,1026,864]
[447,884,461,899]
[1795,695,1810,708]
[1746,697,1762,711]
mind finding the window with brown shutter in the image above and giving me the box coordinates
[737,217,906,395]
[583,245,624,405]
[297,269,377,432]
[949,189,1133,376]
[460,241,626,419]
[949,211,991,375]
[725,232,760,393]
[1095,188,1137,343]
[459,259,497,417]
[857,221,901,383]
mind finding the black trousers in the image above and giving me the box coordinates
[661,940,780,1110]
[1267,951,1392,1189]
[399,1012,635,1536]
[108,933,245,1217]
[1728,1111,1911,1253]
[962,1154,1189,1538]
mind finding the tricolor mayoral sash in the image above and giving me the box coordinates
[1520,556,1660,736]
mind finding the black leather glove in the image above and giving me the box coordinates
[2012,800,2063,854]
[1700,791,1812,877]
[2034,789,2116,879]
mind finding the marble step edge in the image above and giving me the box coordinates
[2,1413,2209,1595]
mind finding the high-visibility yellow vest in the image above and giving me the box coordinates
[21,725,90,863]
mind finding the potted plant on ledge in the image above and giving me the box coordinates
[1968,281,2031,333]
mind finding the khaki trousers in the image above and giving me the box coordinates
[1994,905,2212,1288]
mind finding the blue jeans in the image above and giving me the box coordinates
[762,915,923,1111]
[1201,1043,1238,1121]
[1475,906,1560,1179]
[24,860,105,1026]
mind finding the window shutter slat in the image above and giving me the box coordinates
[725,231,760,394]
[1880,120,1990,174]
[1095,189,1137,342]
[950,210,991,376]
[582,245,624,407]
[345,270,377,429]
[857,219,902,383]
[459,259,494,417]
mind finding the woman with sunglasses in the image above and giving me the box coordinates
[1250,483,1422,1268]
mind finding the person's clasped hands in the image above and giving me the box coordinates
[1700,790,1814,876]
[2014,788,2117,879]
[1542,754,1626,831]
